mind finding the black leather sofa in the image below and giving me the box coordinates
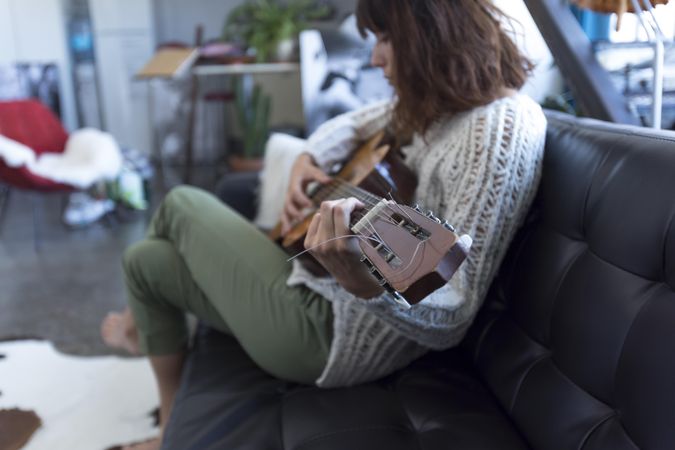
[162,111,675,450]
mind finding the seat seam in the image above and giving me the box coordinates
[612,282,668,411]
[576,412,639,450]
[292,425,411,450]
[551,282,664,404]
[662,208,675,289]
[576,413,617,450]
[394,381,425,450]
[280,394,287,450]
[489,228,586,352]
[584,244,663,284]
[580,145,613,240]
[542,245,588,346]
[548,115,675,144]
[508,353,551,414]
[472,315,499,363]
[416,411,521,433]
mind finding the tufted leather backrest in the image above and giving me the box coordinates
[463,111,675,450]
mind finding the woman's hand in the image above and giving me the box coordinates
[304,198,385,299]
[280,153,331,235]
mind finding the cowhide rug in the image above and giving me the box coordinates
[0,340,158,450]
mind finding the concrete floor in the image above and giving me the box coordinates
[0,166,218,356]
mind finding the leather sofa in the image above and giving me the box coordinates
[162,111,675,450]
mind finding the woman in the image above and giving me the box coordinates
[103,1,546,448]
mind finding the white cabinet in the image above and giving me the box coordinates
[90,0,155,153]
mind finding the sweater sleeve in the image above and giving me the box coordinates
[360,99,547,349]
[304,99,393,170]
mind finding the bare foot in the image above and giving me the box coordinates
[101,309,141,355]
[121,437,161,450]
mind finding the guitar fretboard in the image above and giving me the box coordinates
[309,179,387,227]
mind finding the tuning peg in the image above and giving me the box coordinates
[390,291,412,309]
[442,220,455,232]
[426,210,442,224]
[360,255,373,268]
[413,204,422,213]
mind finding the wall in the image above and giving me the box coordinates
[152,0,358,45]
[0,0,78,131]
[151,0,360,134]
[153,0,235,45]
[494,0,564,103]
[0,0,17,64]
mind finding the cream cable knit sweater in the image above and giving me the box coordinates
[285,94,546,387]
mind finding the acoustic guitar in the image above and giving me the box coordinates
[270,131,471,309]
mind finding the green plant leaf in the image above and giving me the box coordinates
[223,0,331,62]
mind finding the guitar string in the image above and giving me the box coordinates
[298,186,412,256]
[292,183,435,287]
[387,191,417,225]
[286,158,442,290]
[286,225,431,292]
[312,178,379,206]
[328,178,412,222]
[286,234,384,262]
[322,183,406,228]
[309,181,399,227]
[302,177,424,245]
[323,188,436,279]
[313,181,380,208]
[295,206,406,277]
[357,212,432,283]
[390,237,427,282]
[317,179,399,222]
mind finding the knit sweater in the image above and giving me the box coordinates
[286,94,547,387]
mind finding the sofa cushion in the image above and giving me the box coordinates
[162,326,528,450]
[462,111,675,450]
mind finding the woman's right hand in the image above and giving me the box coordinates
[280,153,331,236]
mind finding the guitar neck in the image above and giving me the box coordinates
[309,179,387,228]
[310,179,380,207]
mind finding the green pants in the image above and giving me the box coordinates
[123,186,333,384]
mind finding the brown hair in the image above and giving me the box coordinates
[356,0,534,137]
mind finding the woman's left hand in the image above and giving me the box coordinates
[305,198,384,299]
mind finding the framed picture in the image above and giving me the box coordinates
[0,63,62,119]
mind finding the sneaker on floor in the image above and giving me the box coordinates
[63,193,115,227]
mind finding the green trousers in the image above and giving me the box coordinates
[123,186,333,384]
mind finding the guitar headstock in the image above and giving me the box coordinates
[352,201,471,308]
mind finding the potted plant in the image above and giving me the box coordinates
[223,0,332,62]
[228,78,271,172]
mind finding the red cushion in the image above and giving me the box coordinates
[0,100,72,191]
[0,100,68,156]
[0,160,72,191]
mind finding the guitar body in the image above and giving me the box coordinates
[270,131,470,307]
[272,132,417,276]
